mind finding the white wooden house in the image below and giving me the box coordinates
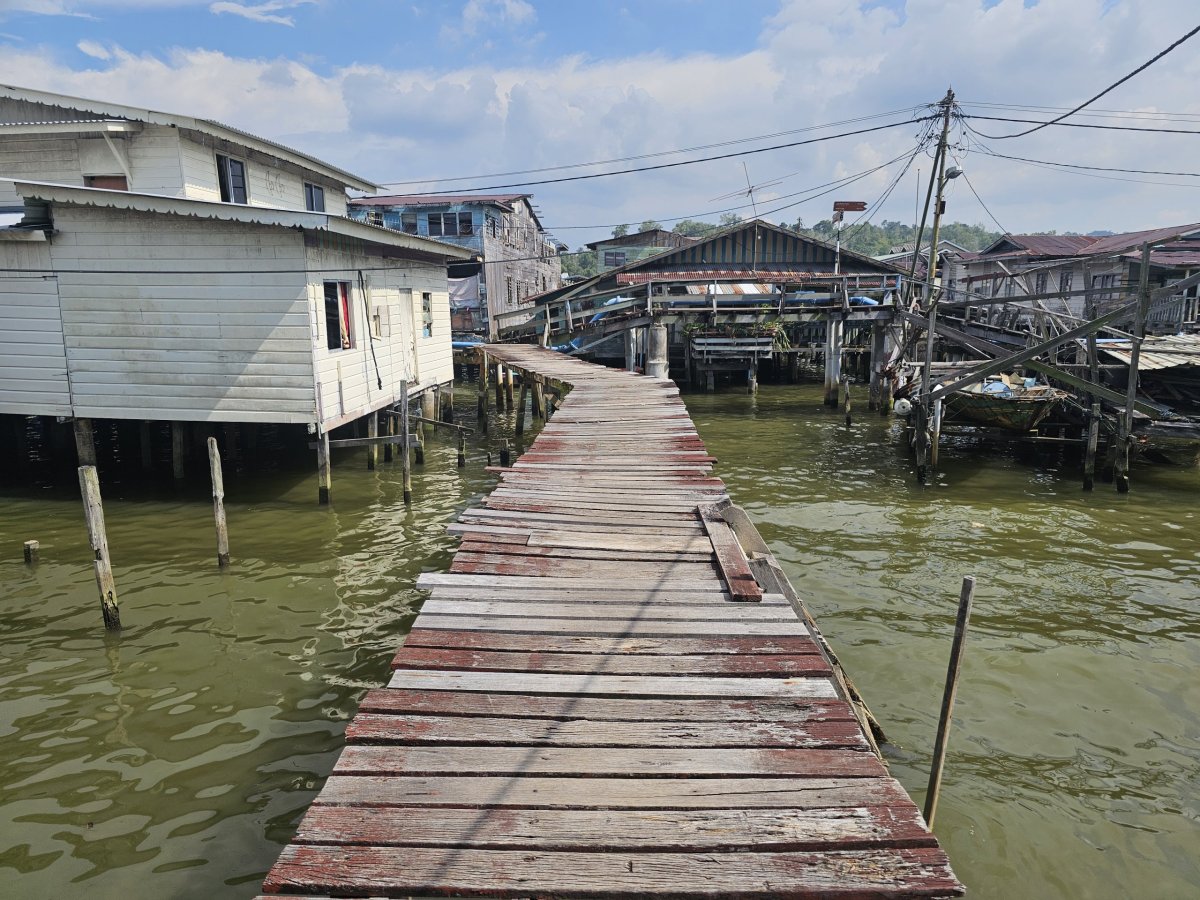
[0,86,470,499]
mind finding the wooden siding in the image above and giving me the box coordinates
[49,205,316,423]
[0,240,71,416]
[306,237,453,428]
[125,125,185,196]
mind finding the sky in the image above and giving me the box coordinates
[1,0,1199,248]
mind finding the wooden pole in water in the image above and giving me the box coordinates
[477,352,489,419]
[366,411,379,471]
[23,539,38,564]
[842,375,851,427]
[206,437,231,569]
[532,379,545,418]
[494,364,505,410]
[868,323,884,410]
[171,422,186,480]
[1083,402,1100,490]
[74,418,96,466]
[924,574,975,830]
[930,397,943,467]
[515,378,529,435]
[880,374,893,417]
[1116,243,1152,494]
[914,401,929,484]
[383,407,394,463]
[78,465,121,630]
[504,367,515,410]
[400,384,412,505]
[316,429,331,505]
[457,428,466,468]
[499,439,511,468]
[414,418,426,465]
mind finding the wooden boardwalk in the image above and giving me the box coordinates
[259,345,962,898]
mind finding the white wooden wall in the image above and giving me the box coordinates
[48,206,316,423]
[0,239,71,416]
[306,240,453,430]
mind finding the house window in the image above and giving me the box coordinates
[304,183,325,212]
[506,275,514,308]
[488,216,498,238]
[216,154,248,204]
[1035,271,1048,295]
[84,175,128,190]
[401,213,418,234]
[1059,271,1073,294]
[421,292,433,338]
[427,212,472,237]
[324,281,353,350]
[604,250,627,267]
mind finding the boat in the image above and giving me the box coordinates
[943,373,1068,432]
[1138,419,1200,467]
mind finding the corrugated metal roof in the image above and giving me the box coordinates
[351,193,530,207]
[986,235,1098,256]
[1095,334,1200,370]
[1084,224,1200,255]
[617,269,896,285]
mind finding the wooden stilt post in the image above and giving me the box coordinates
[494,364,505,410]
[869,323,885,410]
[383,408,394,463]
[74,418,96,467]
[747,365,757,395]
[881,375,893,417]
[400,384,412,505]
[930,397,943,467]
[515,378,529,435]
[823,317,835,405]
[1117,243,1152,494]
[316,429,331,505]
[206,437,231,569]
[78,465,121,630]
[477,353,489,419]
[500,439,511,468]
[23,540,38,565]
[1083,402,1100,491]
[414,419,426,465]
[924,575,976,830]
[457,428,466,468]
[171,422,186,480]
[140,421,153,471]
[504,367,515,410]
[532,380,545,418]
[915,402,929,484]
[842,376,852,427]
[366,411,378,471]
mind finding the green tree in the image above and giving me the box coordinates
[718,212,743,227]
[612,224,629,238]
[638,220,663,233]
[672,219,721,237]
[560,249,597,279]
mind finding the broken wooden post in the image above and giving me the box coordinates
[515,379,529,435]
[842,376,852,427]
[171,422,186,480]
[477,353,489,419]
[401,388,412,505]
[930,397,943,467]
[457,428,466,468]
[78,465,121,630]
[499,439,511,468]
[23,539,38,565]
[74,418,96,467]
[206,437,230,569]
[924,574,976,830]
[316,429,331,505]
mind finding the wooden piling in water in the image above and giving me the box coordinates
[532,379,545,418]
[401,385,413,505]
[171,422,186,480]
[494,364,505,410]
[880,376,893,417]
[366,412,379,471]
[383,409,394,463]
[1083,402,1100,491]
[457,429,466,468]
[499,439,511,468]
[78,465,121,630]
[206,437,231,569]
[842,376,851,427]
[317,430,332,505]
[504,367,515,410]
[924,575,976,830]
[930,397,943,468]
[515,379,529,435]
[23,539,38,564]
[477,354,489,419]
[414,419,426,465]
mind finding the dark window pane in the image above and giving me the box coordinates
[324,282,341,350]
[401,213,418,234]
[458,212,473,235]
[428,215,442,237]
[305,183,325,212]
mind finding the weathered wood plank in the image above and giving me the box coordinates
[291,805,935,852]
[411,614,809,636]
[263,845,962,897]
[390,648,831,676]
[402,629,819,655]
[345,713,865,749]
[418,599,796,621]
[700,503,764,602]
[386,670,838,699]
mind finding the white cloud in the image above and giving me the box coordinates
[208,0,311,26]
[2,0,1199,241]
[445,0,535,40]
[76,38,110,58]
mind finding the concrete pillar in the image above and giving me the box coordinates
[646,324,669,378]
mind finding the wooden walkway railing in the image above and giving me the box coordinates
[258,344,962,899]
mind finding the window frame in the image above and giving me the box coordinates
[84,174,129,191]
[323,281,354,351]
[421,292,434,338]
[216,153,248,205]
[304,182,325,212]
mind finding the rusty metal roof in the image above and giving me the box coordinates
[1084,224,1200,255]
[1096,334,1200,370]
[616,269,897,285]
[351,193,530,207]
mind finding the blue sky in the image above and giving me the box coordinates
[1,1,1198,246]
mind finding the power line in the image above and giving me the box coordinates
[962,113,1200,136]
[968,23,1200,139]
[959,170,1010,235]
[376,106,928,187]
[958,100,1200,124]
[972,147,1200,179]
[372,118,934,196]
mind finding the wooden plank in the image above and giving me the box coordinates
[315,774,912,809]
[263,845,962,897]
[456,541,715,563]
[345,713,865,749]
[401,629,819,655]
[411,614,809,636]
[291,805,935,852]
[418,599,800,621]
[386,670,838,699]
[700,503,764,602]
[417,573,721,591]
[390,648,831,676]
[333,745,885,777]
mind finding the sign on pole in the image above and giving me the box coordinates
[833,201,868,212]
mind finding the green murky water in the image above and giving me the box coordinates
[0,380,1197,899]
